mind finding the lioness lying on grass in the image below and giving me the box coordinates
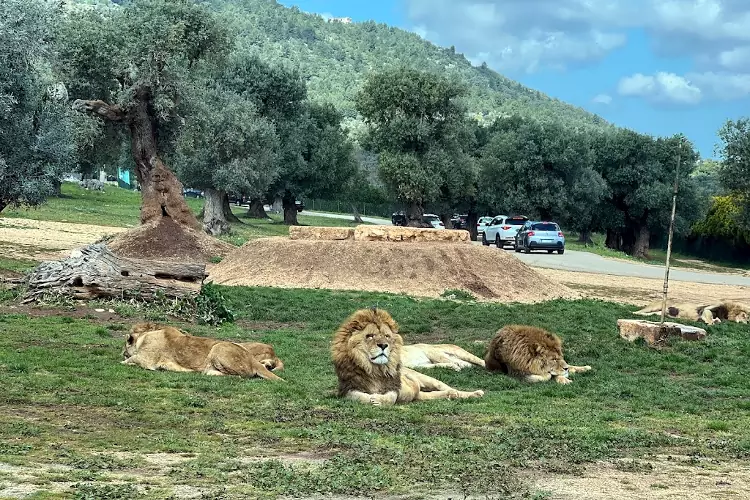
[122,322,285,381]
[634,300,749,325]
[401,343,485,371]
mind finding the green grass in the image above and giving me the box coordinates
[0,256,38,274]
[2,288,749,498]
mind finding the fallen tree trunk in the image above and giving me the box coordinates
[24,244,206,302]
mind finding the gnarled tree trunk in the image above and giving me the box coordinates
[631,225,650,259]
[24,244,204,302]
[203,188,231,236]
[578,230,593,245]
[466,210,478,241]
[605,229,622,251]
[406,201,428,228]
[222,192,242,224]
[282,191,299,225]
[247,198,270,219]
[72,90,199,230]
[351,203,364,224]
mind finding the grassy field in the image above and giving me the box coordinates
[1,288,749,498]
[0,184,364,268]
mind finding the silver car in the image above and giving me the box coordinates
[514,221,565,254]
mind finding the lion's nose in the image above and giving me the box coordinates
[377,343,388,350]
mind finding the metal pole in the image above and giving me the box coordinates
[660,139,682,324]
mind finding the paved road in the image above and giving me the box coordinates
[504,246,750,286]
[303,210,391,226]
[305,210,750,287]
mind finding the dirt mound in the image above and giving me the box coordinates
[208,237,579,303]
[107,217,233,263]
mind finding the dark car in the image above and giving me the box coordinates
[295,200,304,212]
[392,211,407,226]
[451,214,469,230]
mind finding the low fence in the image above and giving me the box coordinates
[305,199,398,219]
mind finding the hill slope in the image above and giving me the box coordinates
[73,0,610,133]
[216,0,608,132]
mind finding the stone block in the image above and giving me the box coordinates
[288,226,354,241]
[353,225,470,243]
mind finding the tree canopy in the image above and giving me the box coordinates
[717,118,750,229]
[356,68,477,225]
[0,0,76,213]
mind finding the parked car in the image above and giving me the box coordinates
[476,216,495,240]
[183,188,203,198]
[514,221,565,254]
[392,211,407,226]
[295,200,304,212]
[423,213,445,229]
[483,215,528,247]
[450,214,468,230]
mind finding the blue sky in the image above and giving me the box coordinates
[280,0,750,159]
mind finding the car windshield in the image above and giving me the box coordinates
[423,216,439,222]
[532,223,558,231]
[505,218,527,225]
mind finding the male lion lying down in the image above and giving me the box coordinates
[402,343,485,371]
[122,322,285,381]
[634,300,749,325]
[485,325,591,384]
[332,308,484,405]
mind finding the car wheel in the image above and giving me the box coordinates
[558,248,565,255]
[495,235,502,248]
[482,233,489,246]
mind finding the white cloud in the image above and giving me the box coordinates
[405,0,750,75]
[617,72,703,104]
[688,71,750,99]
[592,94,613,105]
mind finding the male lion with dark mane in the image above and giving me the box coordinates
[485,325,591,384]
[331,308,484,405]
[122,322,285,381]
[634,300,749,325]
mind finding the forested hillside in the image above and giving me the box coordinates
[72,0,609,133]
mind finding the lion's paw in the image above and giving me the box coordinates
[556,377,572,385]
[471,390,484,398]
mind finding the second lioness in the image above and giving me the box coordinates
[485,325,591,384]
[122,322,285,381]
[402,343,485,371]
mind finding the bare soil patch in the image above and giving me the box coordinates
[533,457,750,500]
[0,218,125,260]
[107,217,233,263]
[537,269,750,306]
[208,237,579,303]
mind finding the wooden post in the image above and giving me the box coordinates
[660,139,682,324]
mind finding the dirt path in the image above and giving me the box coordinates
[537,268,750,306]
[533,457,750,500]
[0,217,126,260]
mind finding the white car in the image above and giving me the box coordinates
[476,216,496,239]
[423,213,445,229]
[482,215,529,247]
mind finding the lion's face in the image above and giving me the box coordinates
[350,321,401,366]
[534,345,569,378]
[735,311,748,323]
[122,322,162,358]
